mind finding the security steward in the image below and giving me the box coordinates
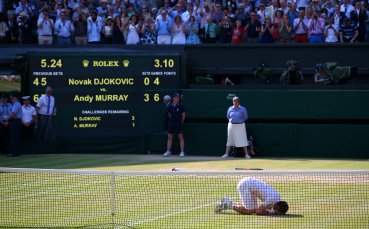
[7,92,22,157]
[0,94,12,155]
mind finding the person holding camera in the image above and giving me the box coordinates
[17,12,33,44]
[54,11,74,44]
[324,17,339,42]
[293,8,309,43]
[87,10,102,44]
[308,9,324,43]
[37,9,54,45]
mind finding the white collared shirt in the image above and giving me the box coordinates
[36,95,55,116]
[22,104,36,123]
[87,18,103,42]
[37,18,54,36]
[54,19,74,37]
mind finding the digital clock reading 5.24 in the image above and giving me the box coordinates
[40,59,63,68]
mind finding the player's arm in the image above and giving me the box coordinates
[232,203,256,215]
[255,204,273,215]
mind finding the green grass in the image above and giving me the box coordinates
[0,154,368,228]
[0,79,20,92]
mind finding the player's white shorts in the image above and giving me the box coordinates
[237,178,258,210]
[226,123,249,147]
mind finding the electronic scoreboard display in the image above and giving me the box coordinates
[28,52,180,137]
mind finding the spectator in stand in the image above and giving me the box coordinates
[97,0,110,21]
[17,12,33,44]
[141,5,151,18]
[308,9,324,43]
[213,2,224,24]
[322,0,335,18]
[266,0,279,21]
[272,9,283,42]
[199,1,213,30]
[37,9,54,45]
[203,15,218,43]
[21,96,37,142]
[280,0,289,15]
[151,7,158,20]
[140,16,156,44]
[0,13,8,44]
[112,15,125,44]
[257,1,267,25]
[186,15,201,44]
[162,0,173,12]
[287,2,298,39]
[231,19,245,44]
[67,0,80,10]
[54,0,67,21]
[297,0,309,10]
[324,17,339,42]
[181,3,197,24]
[169,3,184,18]
[55,10,74,44]
[120,7,129,42]
[102,16,113,43]
[0,94,11,156]
[219,9,234,43]
[155,8,172,44]
[15,0,33,18]
[279,14,291,42]
[87,10,102,44]
[332,4,343,28]
[5,11,19,44]
[339,17,358,42]
[260,15,273,42]
[73,11,88,45]
[171,15,186,44]
[244,11,261,43]
[126,14,140,44]
[234,3,248,27]
[293,8,309,43]
[340,0,354,19]
[356,1,367,42]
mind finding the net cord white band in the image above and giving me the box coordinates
[0,167,368,175]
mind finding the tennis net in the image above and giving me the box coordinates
[0,168,368,229]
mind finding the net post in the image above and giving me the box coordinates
[110,172,116,216]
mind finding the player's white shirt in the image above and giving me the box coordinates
[238,177,280,207]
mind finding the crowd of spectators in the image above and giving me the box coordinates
[0,0,368,44]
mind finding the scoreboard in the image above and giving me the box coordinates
[28,52,180,137]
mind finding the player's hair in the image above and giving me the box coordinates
[276,201,289,214]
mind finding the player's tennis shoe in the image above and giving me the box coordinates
[221,153,228,158]
[163,151,171,157]
[245,154,252,159]
[215,197,233,213]
[179,151,185,157]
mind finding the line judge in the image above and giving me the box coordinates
[221,96,251,159]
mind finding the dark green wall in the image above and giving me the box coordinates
[169,90,369,158]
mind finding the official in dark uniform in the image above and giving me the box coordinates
[0,94,12,155]
[163,93,186,157]
[7,92,22,156]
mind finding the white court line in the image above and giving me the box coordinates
[119,197,237,229]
